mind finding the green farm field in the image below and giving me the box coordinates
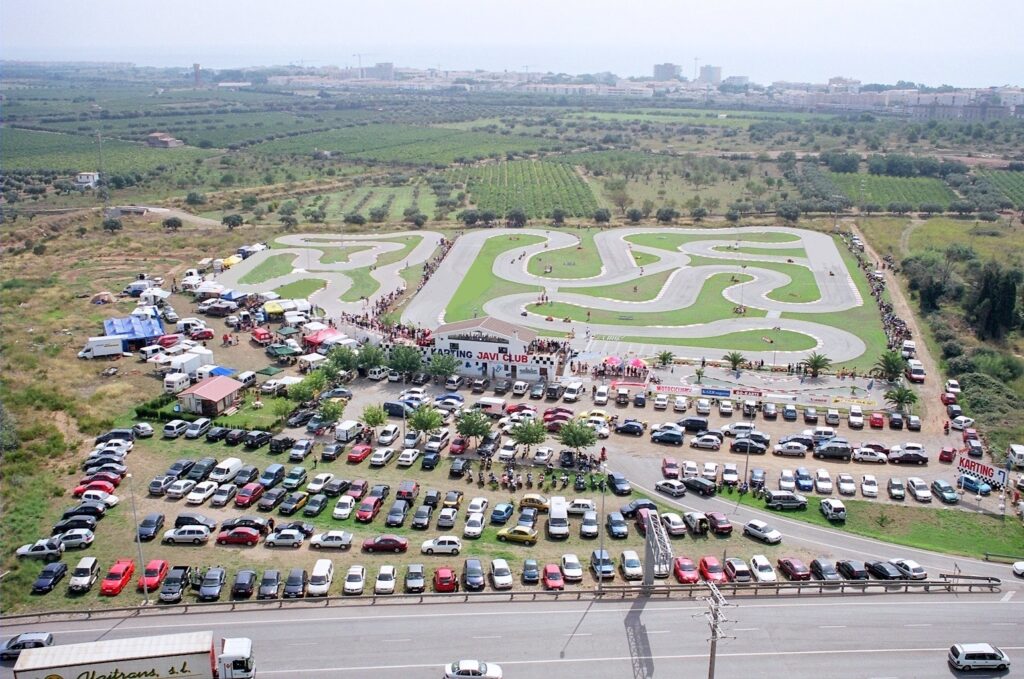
[450,160,599,218]
[829,171,958,208]
[977,169,1024,208]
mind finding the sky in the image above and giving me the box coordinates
[2,0,1021,87]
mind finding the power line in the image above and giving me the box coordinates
[699,582,735,679]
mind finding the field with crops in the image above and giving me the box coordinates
[829,171,957,208]
[0,128,215,173]
[250,124,558,164]
[978,169,1024,208]
[450,160,599,218]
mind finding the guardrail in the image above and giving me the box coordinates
[984,552,1023,564]
[0,576,1001,625]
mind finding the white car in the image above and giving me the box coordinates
[853,448,888,463]
[593,386,610,405]
[906,477,932,502]
[653,394,669,410]
[690,434,721,450]
[779,469,796,492]
[620,550,643,580]
[652,422,684,435]
[310,530,353,550]
[333,496,356,519]
[265,529,304,548]
[661,512,687,536]
[861,475,879,497]
[375,565,397,594]
[343,565,366,595]
[533,446,554,464]
[421,535,462,555]
[773,441,807,457]
[497,441,518,461]
[1012,561,1024,578]
[377,425,400,445]
[185,481,218,505]
[681,460,699,478]
[463,512,485,538]
[399,387,428,401]
[490,558,514,590]
[673,396,690,412]
[586,418,611,438]
[836,473,856,496]
[369,447,395,467]
[889,558,927,580]
[950,415,975,430]
[655,479,687,498]
[848,406,864,428]
[92,439,133,455]
[81,490,120,507]
[743,520,782,544]
[944,379,962,394]
[560,554,584,582]
[718,400,734,416]
[306,473,335,494]
[702,462,719,481]
[749,554,777,582]
[724,422,755,438]
[57,528,95,550]
[467,497,489,514]
[397,448,421,467]
[721,463,739,486]
[444,660,503,679]
[165,479,196,499]
[695,399,711,415]
[814,469,833,494]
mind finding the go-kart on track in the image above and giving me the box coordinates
[404,227,869,363]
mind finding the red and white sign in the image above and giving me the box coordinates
[654,384,700,396]
[733,388,763,398]
[957,456,1009,488]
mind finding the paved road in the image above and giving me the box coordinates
[4,595,1019,678]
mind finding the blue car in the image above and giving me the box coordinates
[490,503,514,525]
[794,467,814,492]
[957,475,992,496]
[434,392,464,403]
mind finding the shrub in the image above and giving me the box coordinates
[940,340,964,359]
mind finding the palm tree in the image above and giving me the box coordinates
[694,367,705,383]
[801,352,832,378]
[884,385,918,414]
[723,351,746,372]
[657,351,675,367]
[872,350,907,382]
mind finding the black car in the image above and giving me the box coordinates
[231,569,257,599]
[304,494,329,517]
[198,567,226,601]
[186,457,218,482]
[450,458,471,478]
[421,451,440,470]
[493,380,512,395]
[607,472,632,495]
[225,429,247,446]
[615,420,645,436]
[888,412,904,430]
[522,559,540,584]
[258,569,281,599]
[810,559,843,582]
[269,435,296,454]
[730,439,767,455]
[165,458,196,480]
[677,416,709,432]
[32,562,68,594]
[258,487,287,511]
[286,410,316,428]
[281,521,315,537]
[369,484,391,501]
[52,516,97,535]
[244,430,272,449]
[411,372,431,386]
[323,478,351,497]
[866,561,903,580]
[803,407,819,424]
[62,501,106,521]
[682,477,717,496]
[279,492,308,516]
[283,568,308,598]
[559,450,576,469]
[174,512,217,531]
[744,431,772,447]
[463,559,485,591]
[95,428,135,444]
[749,468,766,489]
[385,499,410,527]
[620,499,657,518]
[423,489,442,507]
[221,515,270,535]
[411,504,434,529]
[322,443,344,462]
[605,512,628,538]
[836,560,869,580]
[137,512,165,541]
[780,434,815,450]
[205,427,230,443]
[529,382,546,399]
[233,465,260,486]
[478,432,501,456]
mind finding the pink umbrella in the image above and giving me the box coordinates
[629,358,648,368]
[603,356,622,366]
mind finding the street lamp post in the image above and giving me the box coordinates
[127,473,150,604]
[735,404,755,512]
[598,462,607,594]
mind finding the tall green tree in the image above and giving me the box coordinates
[408,405,444,433]
[162,217,182,231]
[222,214,244,229]
[357,345,387,371]
[102,218,122,233]
[361,404,386,435]
[872,350,907,382]
[428,354,460,380]
[319,399,345,423]
[723,351,746,372]
[509,420,547,455]
[801,352,832,378]
[557,419,597,453]
[389,345,423,375]
[328,346,358,372]
[456,410,492,446]
[884,385,918,414]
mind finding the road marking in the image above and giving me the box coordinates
[565,632,592,637]
[904,624,931,627]
[289,642,319,646]
[648,630,672,634]
[472,635,501,639]
[991,622,1017,626]
[733,628,760,632]
[1001,590,1016,602]
[818,625,847,629]
[382,638,411,643]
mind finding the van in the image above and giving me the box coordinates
[512,381,530,396]
[1006,443,1024,469]
[308,559,334,597]
[473,397,507,419]
[445,375,465,391]
[210,457,243,484]
[68,556,100,593]
[901,340,917,358]
[425,430,451,452]
[163,373,191,394]
[593,385,609,405]
[825,409,840,426]
[563,382,585,403]
[367,367,389,381]
[947,643,1011,671]
[742,400,758,417]
[185,418,212,439]
[546,383,565,401]
[905,359,926,383]
[176,318,206,334]
[334,420,365,443]
[236,371,257,389]
[162,419,189,438]
[546,498,570,539]
[812,427,836,445]
[139,345,164,362]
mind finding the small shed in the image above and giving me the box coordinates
[177,376,244,417]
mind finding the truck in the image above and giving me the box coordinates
[78,336,126,360]
[14,630,255,679]
[170,352,206,379]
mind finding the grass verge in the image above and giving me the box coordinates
[340,267,380,302]
[526,228,603,279]
[238,254,295,284]
[608,329,817,352]
[274,278,327,299]
[447,235,544,321]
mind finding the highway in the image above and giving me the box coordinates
[3,594,1020,678]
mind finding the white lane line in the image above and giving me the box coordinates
[733,628,760,632]
[904,624,931,627]
[818,625,847,629]
[382,638,411,643]
[1001,590,1016,602]
[648,630,672,634]
[991,622,1017,626]
[472,635,501,640]
[565,633,593,637]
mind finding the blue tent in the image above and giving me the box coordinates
[221,290,249,302]
[210,366,236,376]
[103,316,164,349]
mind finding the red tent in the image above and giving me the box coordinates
[304,328,346,348]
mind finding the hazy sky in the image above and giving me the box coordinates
[2,0,1021,86]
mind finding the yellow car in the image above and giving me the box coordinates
[496,525,538,545]
[519,494,549,512]
[576,409,611,422]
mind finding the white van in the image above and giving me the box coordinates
[474,397,507,419]
[185,418,212,439]
[308,559,334,597]
[236,371,257,389]
[512,381,530,396]
[1007,444,1024,469]
[163,373,191,394]
[593,385,610,406]
[139,345,164,362]
[68,556,100,593]
[825,409,841,426]
[209,457,243,484]
[546,498,570,539]
[948,643,1011,671]
[335,420,364,444]
[367,367,389,381]
[562,382,585,403]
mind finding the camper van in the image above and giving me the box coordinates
[163,373,191,394]
[139,345,164,362]
[1007,444,1024,469]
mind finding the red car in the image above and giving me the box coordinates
[542,564,565,590]
[777,557,811,581]
[859,441,888,455]
[137,559,169,591]
[450,437,469,454]
[216,527,261,546]
[73,480,116,498]
[546,420,570,433]
[673,557,700,584]
[706,512,733,535]
[962,428,979,443]
[361,534,408,553]
[542,413,573,424]
[940,392,958,405]
[699,557,726,584]
[869,412,885,429]
[156,333,183,348]
[355,496,382,522]
[347,444,373,463]
[190,328,215,341]
[661,457,680,479]
[101,559,136,596]
[939,446,956,463]
[433,567,458,592]
[79,472,122,488]
[235,482,264,508]
[347,479,369,501]
[543,407,574,418]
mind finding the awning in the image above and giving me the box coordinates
[263,301,284,315]
[277,326,300,337]
[223,255,243,268]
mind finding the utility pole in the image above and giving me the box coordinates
[701,582,732,679]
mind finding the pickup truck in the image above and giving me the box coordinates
[269,436,296,455]
[159,565,193,603]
